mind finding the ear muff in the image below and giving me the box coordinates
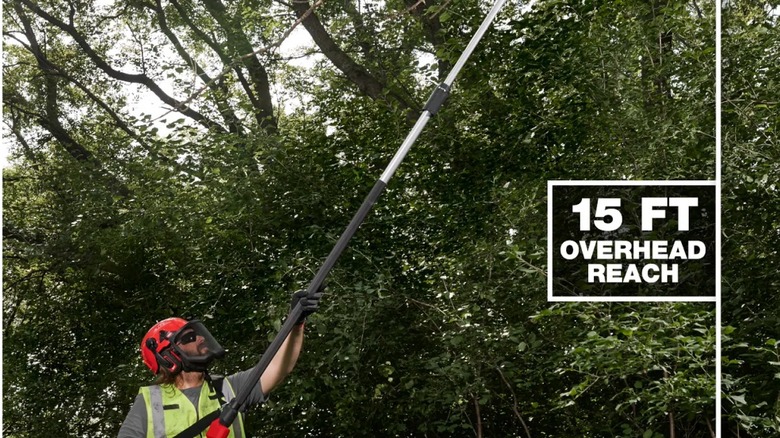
[146,338,182,374]
[141,317,189,374]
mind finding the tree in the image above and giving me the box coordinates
[721,1,780,436]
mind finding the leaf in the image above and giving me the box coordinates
[729,394,747,406]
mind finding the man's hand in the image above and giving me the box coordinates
[290,284,325,325]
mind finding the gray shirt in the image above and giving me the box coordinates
[117,370,265,438]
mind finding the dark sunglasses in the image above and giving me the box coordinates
[177,331,197,345]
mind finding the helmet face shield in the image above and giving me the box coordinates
[170,320,225,371]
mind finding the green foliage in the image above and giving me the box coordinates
[721,1,780,436]
[534,303,715,436]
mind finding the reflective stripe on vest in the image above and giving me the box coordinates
[139,379,244,438]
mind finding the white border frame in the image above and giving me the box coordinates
[716,0,723,431]
[547,180,717,303]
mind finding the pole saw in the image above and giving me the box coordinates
[205,1,509,436]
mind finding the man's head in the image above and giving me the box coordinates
[140,318,225,375]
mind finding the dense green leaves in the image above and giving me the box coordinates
[721,1,780,436]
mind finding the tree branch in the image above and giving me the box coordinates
[148,0,243,134]
[472,392,483,438]
[159,0,327,127]
[290,0,416,115]
[496,365,533,438]
[11,2,132,196]
[4,108,41,169]
[403,0,451,79]
[201,0,277,133]
[167,0,262,113]
[16,0,227,134]
[7,31,202,180]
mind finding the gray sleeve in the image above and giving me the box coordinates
[227,370,267,407]
[117,394,147,438]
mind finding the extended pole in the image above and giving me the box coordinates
[205,1,508,436]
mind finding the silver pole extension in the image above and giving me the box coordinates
[380,0,509,183]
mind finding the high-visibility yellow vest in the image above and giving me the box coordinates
[139,378,244,438]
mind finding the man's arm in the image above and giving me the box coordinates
[259,323,304,394]
[117,394,147,438]
[259,287,323,394]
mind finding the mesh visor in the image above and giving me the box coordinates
[171,320,225,367]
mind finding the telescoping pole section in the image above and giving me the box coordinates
[205,1,509,436]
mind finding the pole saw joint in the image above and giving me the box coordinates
[423,83,451,115]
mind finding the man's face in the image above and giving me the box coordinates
[176,329,210,356]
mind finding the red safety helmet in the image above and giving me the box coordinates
[140,317,225,374]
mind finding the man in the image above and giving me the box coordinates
[118,289,322,438]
